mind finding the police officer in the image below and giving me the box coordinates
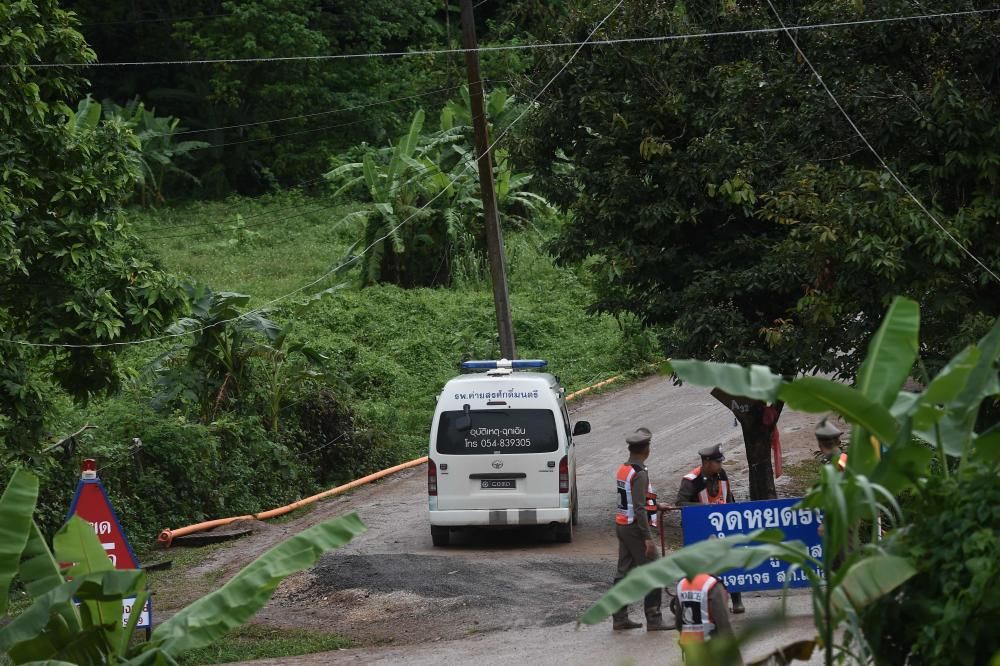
[612,427,670,631]
[675,443,744,613]
[815,418,847,470]
[674,573,742,664]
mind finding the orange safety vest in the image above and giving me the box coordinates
[677,574,719,645]
[683,467,730,504]
[616,463,655,526]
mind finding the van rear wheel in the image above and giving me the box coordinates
[554,520,573,543]
[431,525,450,547]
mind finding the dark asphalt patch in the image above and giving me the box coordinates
[302,553,613,628]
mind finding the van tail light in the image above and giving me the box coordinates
[558,455,569,493]
[428,459,438,496]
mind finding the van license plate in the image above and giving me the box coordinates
[481,480,515,489]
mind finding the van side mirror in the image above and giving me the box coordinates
[455,404,472,432]
[572,421,591,437]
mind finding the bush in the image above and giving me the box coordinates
[863,460,1000,665]
[32,398,326,546]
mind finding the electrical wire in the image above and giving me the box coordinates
[186,116,371,151]
[763,0,1000,285]
[80,13,231,27]
[141,76,515,237]
[167,84,466,137]
[3,0,624,349]
[13,8,998,68]
[142,149,474,240]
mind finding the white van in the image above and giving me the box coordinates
[427,359,590,546]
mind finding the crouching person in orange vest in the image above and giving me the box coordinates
[675,573,743,664]
[611,427,670,631]
[675,443,744,614]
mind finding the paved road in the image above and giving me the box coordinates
[203,375,820,665]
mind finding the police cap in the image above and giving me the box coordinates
[815,418,843,439]
[698,443,726,462]
[626,427,652,447]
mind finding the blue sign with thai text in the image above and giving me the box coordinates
[681,497,824,593]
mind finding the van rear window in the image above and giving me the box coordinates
[436,409,558,455]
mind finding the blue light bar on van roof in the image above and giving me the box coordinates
[460,359,548,369]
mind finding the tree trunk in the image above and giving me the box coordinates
[710,389,783,501]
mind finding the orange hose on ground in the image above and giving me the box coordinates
[565,375,622,402]
[157,370,636,547]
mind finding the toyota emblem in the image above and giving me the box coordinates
[491,459,503,470]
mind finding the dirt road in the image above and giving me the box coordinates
[174,375,824,665]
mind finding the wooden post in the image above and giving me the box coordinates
[459,0,517,359]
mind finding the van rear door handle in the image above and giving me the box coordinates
[469,473,527,479]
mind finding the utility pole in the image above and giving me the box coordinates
[459,0,517,360]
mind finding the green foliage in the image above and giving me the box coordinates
[605,298,1000,664]
[0,468,365,664]
[326,89,554,288]
[153,0,445,193]
[0,0,187,457]
[96,97,211,205]
[147,285,284,422]
[524,0,1000,380]
[863,460,1000,666]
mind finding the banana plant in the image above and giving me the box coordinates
[325,87,555,288]
[0,468,366,664]
[582,297,1000,664]
[325,109,455,286]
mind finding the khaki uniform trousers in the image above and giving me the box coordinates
[613,522,663,620]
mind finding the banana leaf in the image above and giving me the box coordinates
[854,296,920,409]
[1,570,142,662]
[830,555,916,616]
[662,360,784,403]
[779,377,897,445]
[148,512,366,656]
[0,469,38,614]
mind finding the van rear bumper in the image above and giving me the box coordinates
[429,507,570,527]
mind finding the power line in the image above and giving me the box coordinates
[2,0,623,350]
[80,13,231,27]
[142,78,515,236]
[763,0,1000,285]
[167,84,466,137]
[142,148,471,240]
[187,117,371,151]
[13,8,999,68]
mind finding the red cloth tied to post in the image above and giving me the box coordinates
[762,405,782,479]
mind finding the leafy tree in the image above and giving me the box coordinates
[522,0,1000,379]
[0,468,366,664]
[0,1,186,456]
[520,0,1000,497]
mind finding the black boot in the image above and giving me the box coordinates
[613,616,643,630]
[731,592,745,614]
[645,612,674,631]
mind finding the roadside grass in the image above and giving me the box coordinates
[781,458,823,497]
[132,192,362,305]
[175,624,351,665]
[144,542,232,611]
